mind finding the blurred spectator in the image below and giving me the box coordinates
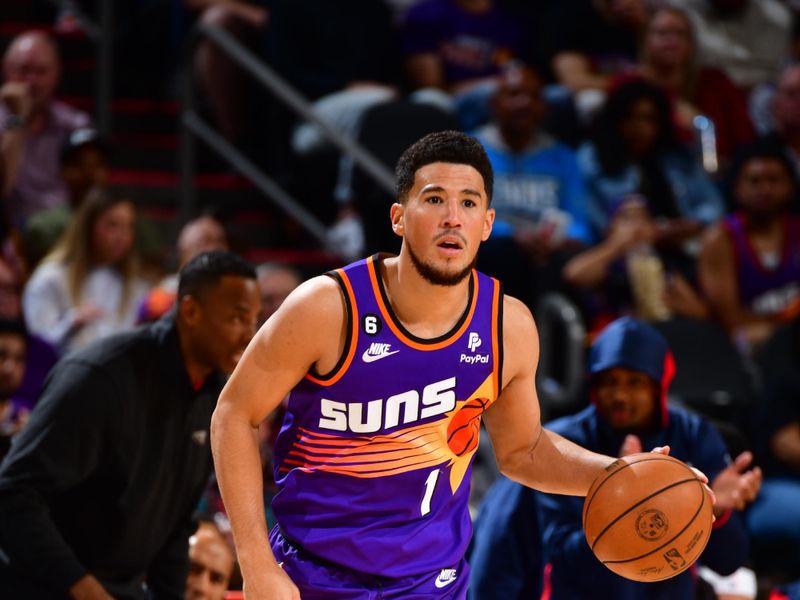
[185,522,235,600]
[0,318,28,463]
[0,30,90,225]
[22,190,152,354]
[762,64,800,176]
[190,0,270,146]
[630,6,754,165]
[22,127,110,267]
[138,215,229,323]
[698,142,800,354]
[564,195,710,330]
[472,64,592,307]
[256,262,301,325]
[0,251,260,599]
[749,315,800,576]
[0,256,57,413]
[673,0,792,90]
[544,0,647,94]
[400,0,526,129]
[471,318,761,600]
[577,79,725,249]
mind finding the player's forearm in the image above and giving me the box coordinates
[210,403,277,574]
[503,429,613,496]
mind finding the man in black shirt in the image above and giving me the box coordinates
[0,251,261,600]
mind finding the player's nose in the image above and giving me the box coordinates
[442,199,462,227]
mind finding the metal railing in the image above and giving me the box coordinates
[179,22,396,247]
[48,0,112,136]
[535,293,586,420]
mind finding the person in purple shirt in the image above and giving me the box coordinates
[698,141,800,355]
[0,218,58,411]
[0,30,90,226]
[400,0,527,129]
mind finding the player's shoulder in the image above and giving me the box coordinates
[502,294,537,332]
[501,294,538,353]
[279,274,346,317]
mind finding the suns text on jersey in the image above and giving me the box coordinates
[318,377,457,433]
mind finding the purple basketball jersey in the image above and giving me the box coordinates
[723,213,800,316]
[272,254,503,578]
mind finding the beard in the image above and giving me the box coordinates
[407,243,477,286]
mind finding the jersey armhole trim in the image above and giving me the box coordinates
[493,278,504,399]
[305,270,357,386]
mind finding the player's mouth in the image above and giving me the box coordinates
[435,236,465,256]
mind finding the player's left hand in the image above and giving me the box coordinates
[711,450,762,514]
[650,444,716,509]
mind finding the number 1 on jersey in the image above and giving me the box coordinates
[421,468,441,516]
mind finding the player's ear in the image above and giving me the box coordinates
[481,207,495,241]
[390,202,405,237]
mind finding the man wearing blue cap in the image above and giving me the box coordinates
[469,316,762,599]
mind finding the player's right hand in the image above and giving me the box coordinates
[244,564,300,600]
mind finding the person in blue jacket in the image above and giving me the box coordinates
[469,317,761,600]
[473,64,593,308]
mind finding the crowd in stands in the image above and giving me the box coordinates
[1,0,800,597]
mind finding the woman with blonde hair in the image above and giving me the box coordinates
[622,6,754,165]
[22,189,152,353]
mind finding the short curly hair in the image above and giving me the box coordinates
[395,131,493,205]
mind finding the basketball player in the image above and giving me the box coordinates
[210,131,693,599]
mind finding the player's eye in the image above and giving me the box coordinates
[425,195,442,204]
[463,199,476,208]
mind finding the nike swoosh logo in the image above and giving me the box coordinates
[435,575,457,589]
[361,349,400,363]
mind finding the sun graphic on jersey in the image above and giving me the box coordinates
[281,373,498,494]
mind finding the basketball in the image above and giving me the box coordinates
[446,397,489,456]
[582,453,713,582]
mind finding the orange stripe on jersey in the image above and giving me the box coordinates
[366,255,479,351]
[305,268,359,386]
[491,277,501,400]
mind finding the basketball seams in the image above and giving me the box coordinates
[583,454,713,582]
[590,477,702,552]
[602,481,708,567]
[583,456,692,529]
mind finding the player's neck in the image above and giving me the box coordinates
[381,255,472,338]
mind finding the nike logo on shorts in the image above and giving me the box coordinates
[434,568,457,588]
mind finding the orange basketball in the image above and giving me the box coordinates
[582,453,713,582]
[446,397,489,456]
